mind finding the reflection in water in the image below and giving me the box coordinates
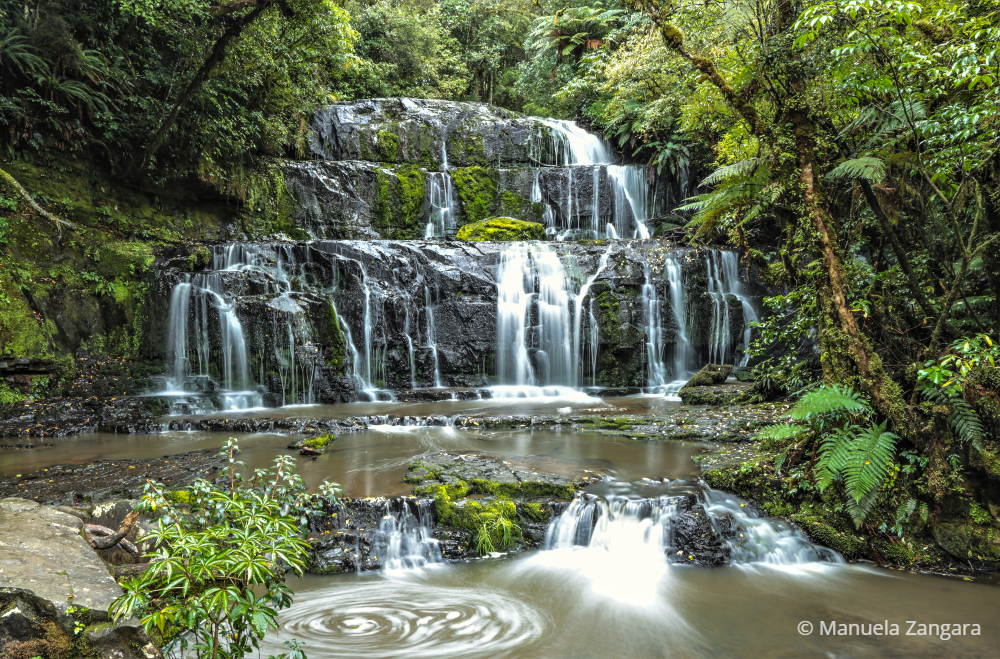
[0,427,710,497]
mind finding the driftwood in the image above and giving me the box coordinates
[85,508,141,553]
[299,446,322,456]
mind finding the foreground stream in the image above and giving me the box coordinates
[4,399,997,657]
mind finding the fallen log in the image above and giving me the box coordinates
[113,563,153,579]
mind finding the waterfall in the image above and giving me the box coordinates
[166,280,192,391]
[663,254,689,398]
[607,165,652,239]
[425,141,456,238]
[425,286,443,388]
[536,120,652,239]
[403,304,417,389]
[163,270,258,410]
[706,251,759,366]
[371,499,442,571]
[546,490,843,567]
[642,264,668,391]
[571,245,613,387]
[493,243,581,398]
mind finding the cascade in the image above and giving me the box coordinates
[425,141,456,238]
[705,250,759,366]
[663,254,690,398]
[570,245,613,387]
[545,487,842,567]
[425,285,443,388]
[371,499,442,571]
[163,268,259,410]
[493,243,577,397]
[403,304,417,389]
[536,119,652,239]
[641,263,668,391]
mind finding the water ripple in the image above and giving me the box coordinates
[261,578,547,659]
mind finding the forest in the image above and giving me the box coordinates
[0,0,998,657]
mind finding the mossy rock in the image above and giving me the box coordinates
[451,166,498,223]
[683,364,733,388]
[303,433,335,450]
[456,217,546,241]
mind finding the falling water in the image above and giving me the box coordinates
[425,141,456,238]
[662,254,690,398]
[571,245,613,387]
[425,286,443,388]
[641,264,668,391]
[371,499,442,571]
[706,251,759,366]
[536,120,652,238]
[403,304,417,389]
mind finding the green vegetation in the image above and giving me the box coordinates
[451,166,498,224]
[456,217,546,241]
[373,165,426,238]
[303,433,335,450]
[111,439,342,659]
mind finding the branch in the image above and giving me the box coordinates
[87,508,142,551]
[0,167,76,230]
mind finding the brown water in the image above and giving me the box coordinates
[260,563,999,659]
[158,393,680,421]
[0,426,709,497]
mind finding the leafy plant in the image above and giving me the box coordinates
[110,438,342,659]
[756,385,899,527]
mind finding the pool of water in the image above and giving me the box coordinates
[0,426,710,497]
[261,560,998,658]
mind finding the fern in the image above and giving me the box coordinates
[825,157,886,183]
[814,426,854,490]
[754,422,803,443]
[789,384,869,420]
[698,157,766,186]
[842,422,898,527]
[922,387,985,453]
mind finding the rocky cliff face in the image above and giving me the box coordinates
[149,240,764,406]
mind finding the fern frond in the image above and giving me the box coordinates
[790,384,869,420]
[754,423,803,443]
[699,157,765,187]
[814,426,855,491]
[825,157,886,183]
[846,485,881,529]
[896,498,917,522]
[842,421,897,516]
[921,387,985,453]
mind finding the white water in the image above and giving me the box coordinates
[641,263,668,391]
[571,245,614,387]
[372,500,442,571]
[425,286,443,388]
[705,250,759,366]
[425,141,456,238]
[535,119,652,239]
[662,254,689,398]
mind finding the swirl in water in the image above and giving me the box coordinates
[261,578,547,659]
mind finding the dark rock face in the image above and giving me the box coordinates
[141,241,759,406]
[307,98,558,167]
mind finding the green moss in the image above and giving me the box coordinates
[373,164,426,239]
[240,162,308,240]
[185,246,211,271]
[303,433,335,450]
[165,489,194,505]
[791,513,868,558]
[469,478,575,500]
[376,129,401,162]
[0,271,54,358]
[456,217,546,241]
[317,298,347,371]
[520,502,550,522]
[451,166,498,224]
[499,191,543,222]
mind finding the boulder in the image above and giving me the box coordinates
[0,498,162,659]
[683,363,733,388]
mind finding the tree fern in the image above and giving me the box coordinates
[698,157,766,186]
[825,157,886,183]
[789,384,870,420]
[814,426,855,490]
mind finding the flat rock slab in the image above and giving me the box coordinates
[0,449,226,505]
[0,498,121,613]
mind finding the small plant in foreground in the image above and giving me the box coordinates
[110,438,341,659]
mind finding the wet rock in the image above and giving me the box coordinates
[0,498,162,659]
[678,383,748,407]
[0,449,227,505]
